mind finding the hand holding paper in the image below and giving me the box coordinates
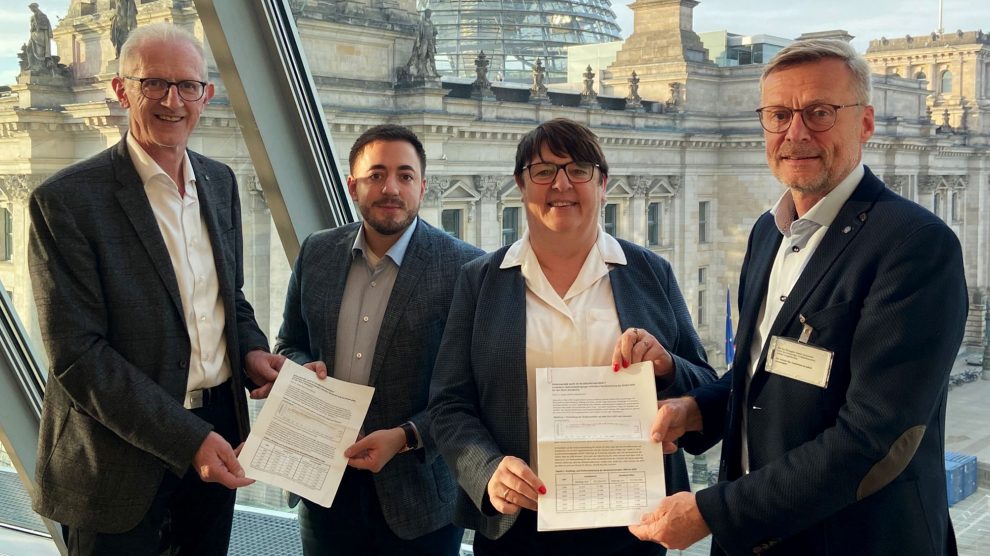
[236,360,374,507]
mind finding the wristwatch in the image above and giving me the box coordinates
[399,421,418,453]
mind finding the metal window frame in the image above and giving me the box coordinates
[195,0,355,263]
[2,1,353,553]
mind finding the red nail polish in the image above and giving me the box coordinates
[622,359,629,368]
[539,486,547,495]
[613,363,619,372]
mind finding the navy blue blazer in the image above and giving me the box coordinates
[275,219,482,539]
[429,237,717,540]
[684,167,967,555]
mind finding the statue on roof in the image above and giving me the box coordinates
[110,0,139,59]
[26,3,53,71]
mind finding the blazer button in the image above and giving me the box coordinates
[179,360,188,369]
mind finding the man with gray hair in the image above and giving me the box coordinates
[29,22,284,554]
[628,39,966,554]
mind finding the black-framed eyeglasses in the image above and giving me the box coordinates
[522,161,601,185]
[122,76,208,102]
[755,103,863,133]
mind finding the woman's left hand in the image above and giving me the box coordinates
[612,327,674,380]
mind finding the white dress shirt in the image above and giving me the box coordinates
[500,228,626,473]
[127,135,231,399]
[741,164,864,473]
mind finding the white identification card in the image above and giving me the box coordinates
[765,336,833,388]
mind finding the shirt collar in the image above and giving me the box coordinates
[352,217,418,267]
[500,226,627,269]
[771,163,864,236]
[127,132,195,191]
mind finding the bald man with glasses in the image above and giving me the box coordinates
[28,22,284,554]
[629,39,967,555]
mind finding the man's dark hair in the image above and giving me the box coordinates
[349,124,427,175]
[513,118,609,179]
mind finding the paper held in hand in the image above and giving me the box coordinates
[536,361,665,531]
[237,360,374,508]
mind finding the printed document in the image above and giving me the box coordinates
[238,360,374,507]
[536,361,664,531]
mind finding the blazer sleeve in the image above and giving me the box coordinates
[428,264,506,512]
[695,222,968,554]
[653,256,718,397]
[29,188,211,477]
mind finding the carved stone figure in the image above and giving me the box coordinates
[530,58,548,102]
[401,9,439,81]
[27,3,53,71]
[471,50,494,99]
[111,0,139,59]
[580,65,597,107]
[626,71,643,110]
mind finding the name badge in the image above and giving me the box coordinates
[765,336,833,388]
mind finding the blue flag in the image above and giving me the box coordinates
[725,287,735,370]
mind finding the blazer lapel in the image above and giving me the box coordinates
[190,154,234,309]
[323,225,360,376]
[734,213,781,381]
[111,139,185,323]
[368,222,430,387]
[749,171,884,399]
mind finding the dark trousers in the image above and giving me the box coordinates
[472,509,664,556]
[62,386,239,556]
[299,465,463,555]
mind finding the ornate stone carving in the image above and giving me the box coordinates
[883,174,908,195]
[626,71,643,111]
[0,174,44,202]
[471,51,494,100]
[110,0,139,60]
[631,175,652,196]
[529,58,549,103]
[476,175,501,200]
[580,65,598,107]
[397,9,440,86]
[666,82,684,111]
[425,175,447,203]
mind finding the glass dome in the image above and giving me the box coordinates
[421,0,623,83]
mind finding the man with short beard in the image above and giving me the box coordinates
[628,39,967,555]
[273,125,483,554]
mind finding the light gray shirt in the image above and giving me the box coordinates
[332,218,418,387]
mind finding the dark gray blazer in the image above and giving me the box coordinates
[428,239,717,540]
[275,219,483,539]
[684,168,967,555]
[28,137,269,533]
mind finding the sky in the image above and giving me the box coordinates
[1,0,988,86]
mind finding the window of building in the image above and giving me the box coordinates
[697,278,707,327]
[502,206,520,246]
[941,70,953,94]
[603,203,618,237]
[0,207,12,262]
[442,208,463,239]
[951,190,962,223]
[699,201,710,244]
[647,202,660,246]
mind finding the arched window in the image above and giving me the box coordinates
[941,70,953,93]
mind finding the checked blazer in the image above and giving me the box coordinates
[275,219,483,539]
[28,137,269,533]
